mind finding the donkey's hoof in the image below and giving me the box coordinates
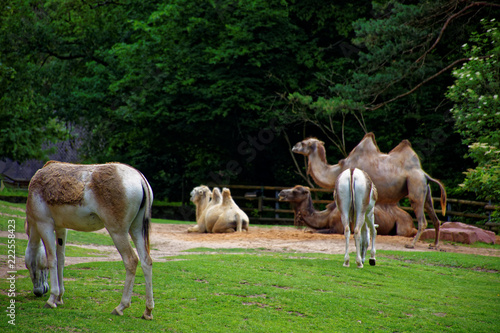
[369,259,376,266]
[44,302,57,309]
[111,308,124,316]
[343,261,349,267]
[141,311,153,320]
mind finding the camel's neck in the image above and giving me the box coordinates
[196,198,210,222]
[292,196,329,229]
[308,150,342,189]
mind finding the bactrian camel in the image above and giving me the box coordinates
[188,186,249,233]
[25,161,154,319]
[187,185,212,233]
[292,132,447,248]
[278,185,416,236]
[335,168,378,268]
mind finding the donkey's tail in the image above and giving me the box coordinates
[426,174,447,216]
[349,168,356,232]
[140,174,154,254]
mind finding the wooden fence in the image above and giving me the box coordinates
[221,184,499,231]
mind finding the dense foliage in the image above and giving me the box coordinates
[447,18,500,203]
[1,0,499,201]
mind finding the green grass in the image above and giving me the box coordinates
[0,237,109,258]
[1,251,499,332]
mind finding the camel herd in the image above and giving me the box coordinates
[23,132,447,319]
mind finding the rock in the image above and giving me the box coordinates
[420,222,496,244]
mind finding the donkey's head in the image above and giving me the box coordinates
[25,239,49,297]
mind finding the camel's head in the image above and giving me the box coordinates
[25,241,49,297]
[190,185,212,204]
[292,138,324,156]
[278,186,310,203]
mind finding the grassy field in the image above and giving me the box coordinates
[1,200,499,332]
[0,250,499,332]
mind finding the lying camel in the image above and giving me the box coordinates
[335,168,377,268]
[188,186,249,233]
[187,185,212,233]
[293,133,446,248]
[278,186,343,233]
[278,185,417,236]
[205,188,249,233]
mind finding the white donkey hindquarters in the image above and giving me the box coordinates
[24,161,154,320]
[334,168,378,268]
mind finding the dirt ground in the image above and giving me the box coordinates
[2,223,499,279]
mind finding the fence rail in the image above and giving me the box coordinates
[221,184,499,231]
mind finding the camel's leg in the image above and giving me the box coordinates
[187,225,199,233]
[424,185,441,248]
[212,217,236,233]
[406,175,429,249]
[38,224,59,309]
[129,216,154,320]
[108,231,139,317]
[55,228,67,305]
[366,207,377,266]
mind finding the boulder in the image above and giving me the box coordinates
[420,222,496,244]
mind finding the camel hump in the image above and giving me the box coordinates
[389,139,413,154]
[348,132,381,157]
[42,160,63,168]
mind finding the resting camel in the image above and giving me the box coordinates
[335,168,378,268]
[292,132,447,248]
[187,185,212,233]
[25,161,154,319]
[279,186,344,234]
[278,185,416,236]
[204,188,249,233]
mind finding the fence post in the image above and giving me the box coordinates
[275,190,280,219]
[447,203,452,222]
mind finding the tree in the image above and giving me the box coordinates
[447,18,500,204]
[287,0,500,186]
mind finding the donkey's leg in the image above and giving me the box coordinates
[38,225,60,309]
[366,207,377,266]
[55,228,67,305]
[129,218,154,320]
[108,231,139,317]
[360,223,369,266]
[341,209,351,267]
[424,185,441,248]
[354,213,365,269]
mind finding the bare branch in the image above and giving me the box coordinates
[416,1,500,64]
[367,56,491,111]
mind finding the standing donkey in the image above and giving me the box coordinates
[335,168,378,268]
[25,161,154,319]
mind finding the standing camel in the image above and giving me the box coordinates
[292,133,446,248]
[335,168,378,268]
[25,161,154,319]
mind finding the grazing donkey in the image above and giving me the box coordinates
[25,161,154,319]
[335,168,378,268]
